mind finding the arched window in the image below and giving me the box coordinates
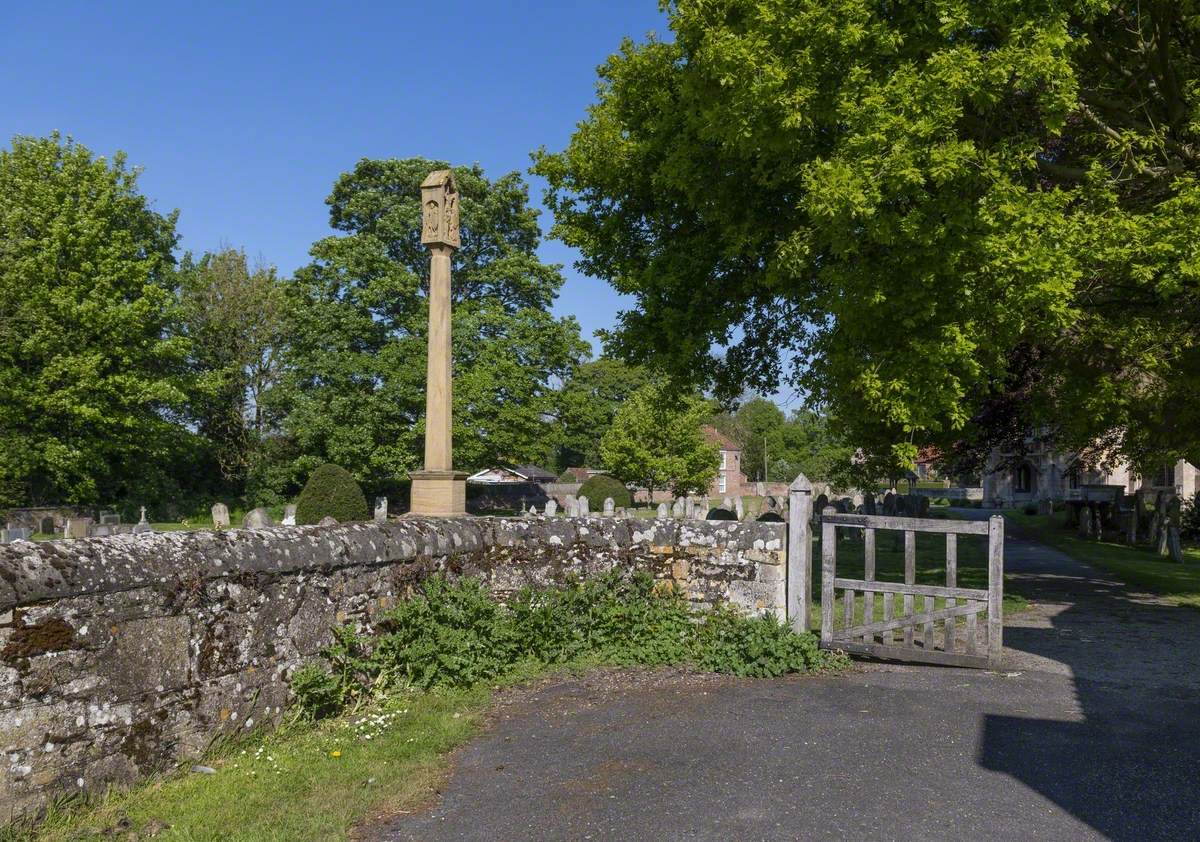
[1013,464,1034,493]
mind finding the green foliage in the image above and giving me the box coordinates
[577,474,632,509]
[713,399,854,484]
[292,573,838,718]
[535,1,1200,478]
[278,158,588,491]
[554,358,650,469]
[295,464,369,525]
[599,382,720,496]
[0,134,189,506]
[1181,492,1200,540]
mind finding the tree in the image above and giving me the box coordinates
[0,134,189,506]
[600,382,720,497]
[280,158,587,492]
[535,2,1200,478]
[554,358,650,469]
[176,248,287,493]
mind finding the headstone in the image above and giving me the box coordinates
[672,498,685,518]
[282,504,297,526]
[526,505,537,517]
[211,503,230,529]
[132,506,152,534]
[1037,499,1054,516]
[318,515,339,526]
[756,511,784,523]
[603,497,615,517]
[763,495,779,512]
[685,497,695,519]
[243,508,274,529]
[1125,508,1138,546]
[657,502,669,519]
[734,496,745,521]
[65,517,92,539]
[94,524,113,537]
[545,499,558,517]
[883,492,897,516]
[374,497,388,523]
[578,496,590,516]
[99,511,120,526]
[813,494,828,521]
[1078,505,1094,540]
[722,496,734,511]
[863,492,876,516]
[706,507,737,520]
[1167,525,1184,563]
[566,498,579,517]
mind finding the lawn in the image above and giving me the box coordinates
[1003,510,1200,608]
[11,675,514,842]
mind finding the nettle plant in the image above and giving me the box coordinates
[290,573,841,719]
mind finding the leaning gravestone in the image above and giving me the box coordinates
[374,497,388,523]
[65,517,92,539]
[243,508,274,529]
[603,497,615,517]
[281,504,297,526]
[545,499,558,517]
[657,502,669,519]
[211,503,230,529]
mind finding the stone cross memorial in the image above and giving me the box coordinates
[409,169,468,516]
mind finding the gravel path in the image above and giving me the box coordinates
[372,517,1200,841]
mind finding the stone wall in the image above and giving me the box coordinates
[0,516,785,818]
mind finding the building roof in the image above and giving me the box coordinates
[702,425,742,451]
[513,464,557,482]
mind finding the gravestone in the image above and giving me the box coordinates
[578,496,590,516]
[99,511,120,526]
[374,497,388,523]
[763,495,779,512]
[863,492,876,516]
[1167,525,1184,563]
[756,511,784,523]
[318,516,339,526]
[706,507,737,520]
[1078,505,1094,540]
[545,499,558,517]
[1037,498,1054,516]
[722,496,734,511]
[211,503,230,529]
[526,505,537,517]
[65,517,92,539]
[92,525,112,538]
[1125,508,1138,546]
[282,504,297,526]
[566,498,579,517]
[883,492,897,516]
[132,506,152,534]
[603,497,615,517]
[734,497,745,521]
[814,494,828,521]
[700,496,711,517]
[672,498,685,518]
[657,502,669,519]
[243,508,274,529]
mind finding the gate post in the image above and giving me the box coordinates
[987,514,1005,668]
[787,473,813,633]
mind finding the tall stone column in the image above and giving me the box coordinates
[409,170,467,516]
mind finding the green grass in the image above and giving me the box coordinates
[10,666,561,842]
[1003,509,1200,608]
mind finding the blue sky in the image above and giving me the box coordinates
[0,1,669,351]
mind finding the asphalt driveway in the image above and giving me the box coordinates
[375,518,1200,841]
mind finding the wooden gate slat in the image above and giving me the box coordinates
[832,600,986,640]
[903,530,915,647]
[923,595,934,650]
[881,590,892,644]
[965,605,978,655]
[864,528,876,642]
[820,513,836,647]
[843,587,854,631]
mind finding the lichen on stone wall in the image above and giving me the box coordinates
[0,516,786,818]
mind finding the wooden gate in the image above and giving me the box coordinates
[818,511,1004,669]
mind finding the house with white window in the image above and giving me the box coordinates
[702,426,751,500]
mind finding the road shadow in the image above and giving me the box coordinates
[975,518,1200,840]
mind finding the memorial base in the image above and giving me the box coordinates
[408,470,468,516]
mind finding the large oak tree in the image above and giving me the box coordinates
[536,1,1200,479]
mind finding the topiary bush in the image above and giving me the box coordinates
[578,473,632,509]
[295,464,370,525]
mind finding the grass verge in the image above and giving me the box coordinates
[1003,510,1200,608]
[9,664,562,842]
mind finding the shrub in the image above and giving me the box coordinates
[291,573,841,719]
[578,474,632,509]
[295,464,369,525]
[1181,491,1200,539]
